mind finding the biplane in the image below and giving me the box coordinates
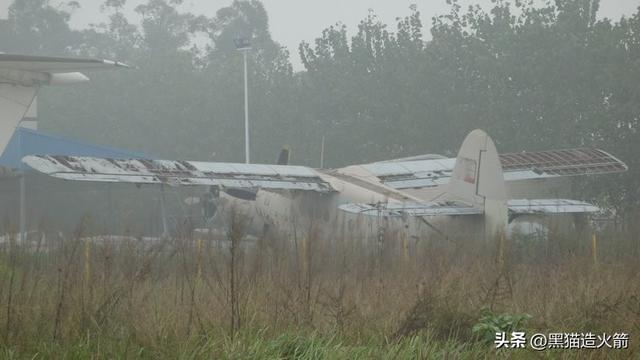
[1,54,627,240]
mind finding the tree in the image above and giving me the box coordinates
[3,0,639,218]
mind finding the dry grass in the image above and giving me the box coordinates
[0,213,638,358]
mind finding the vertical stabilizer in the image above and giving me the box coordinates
[277,145,291,165]
[0,53,129,156]
[0,85,38,155]
[447,129,508,238]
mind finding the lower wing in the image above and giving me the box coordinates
[339,199,599,218]
[339,200,483,217]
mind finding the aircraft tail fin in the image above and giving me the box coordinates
[0,54,128,157]
[277,145,290,165]
[447,129,507,205]
[0,85,38,156]
[446,129,508,236]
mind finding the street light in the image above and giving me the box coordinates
[235,36,252,164]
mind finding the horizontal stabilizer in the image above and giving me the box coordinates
[277,146,290,165]
[0,54,129,86]
[507,199,599,215]
[22,155,334,192]
[339,201,482,217]
[0,54,128,73]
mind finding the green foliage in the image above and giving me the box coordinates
[472,308,532,344]
[1,0,639,216]
[0,330,488,359]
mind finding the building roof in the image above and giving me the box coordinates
[0,127,151,171]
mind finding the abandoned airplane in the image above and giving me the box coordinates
[23,129,627,241]
[1,54,628,241]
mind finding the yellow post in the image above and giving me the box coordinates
[301,236,308,274]
[402,232,409,263]
[591,233,598,266]
[197,238,203,281]
[84,237,92,301]
[497,232,505,272]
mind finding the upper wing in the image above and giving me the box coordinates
[362,148,627,190]
[23,155,335,193]
[499,148,627,179]
[362,157,455,189]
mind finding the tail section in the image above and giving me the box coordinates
[447,129,508,237]
[277,145,291,165]
[0,54,128,156]
[0,85,38,156]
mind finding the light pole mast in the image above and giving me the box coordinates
[235,37,252,164]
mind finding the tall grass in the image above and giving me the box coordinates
[0,213,637,358]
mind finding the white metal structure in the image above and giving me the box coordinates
[23,129,628,240]
[4,54,628,241]
[0,54,127,241]
[0,54,128,155]
[235,38,252,164]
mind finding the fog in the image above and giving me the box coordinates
[1,1,640,356]
[3,0,638,69]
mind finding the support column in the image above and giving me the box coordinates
[19,173,26,242]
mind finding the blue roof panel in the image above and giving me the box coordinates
[0,127,151,170]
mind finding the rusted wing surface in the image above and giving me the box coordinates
[499,148,627,177]
[364,148,627,190]
[23,155,335,192]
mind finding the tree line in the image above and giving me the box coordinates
[1,0,638,216]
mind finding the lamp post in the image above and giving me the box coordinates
[235,37,252,164]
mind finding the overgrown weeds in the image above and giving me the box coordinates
[0,214,637,358]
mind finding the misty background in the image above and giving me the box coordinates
[0,0,639,217]
[2,0,638,69]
